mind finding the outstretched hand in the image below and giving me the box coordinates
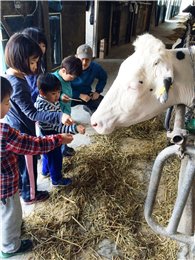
[61,94,70,103]
[91,92,100,100]
[61,114,74,125]
[60,133,73,144]
[76,124,85,134]
[79,94,91,102]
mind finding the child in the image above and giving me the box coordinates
[35,73,85,185]
[22,27,48,102]
[0,76,73,258]
[52,55,82,115]
[71,44,107,114]
[52,55,83,156]
[4,32,73,204]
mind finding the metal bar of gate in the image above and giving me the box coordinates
[144,104,195,252]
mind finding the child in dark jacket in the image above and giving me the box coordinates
[0,76,73,258]
[35,73,85,186]
[4,32,73,204]
[71,44,107,114]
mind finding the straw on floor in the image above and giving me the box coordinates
[23,116,180,260]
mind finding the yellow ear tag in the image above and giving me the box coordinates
[156,85,173,98]
[156,86,166,97]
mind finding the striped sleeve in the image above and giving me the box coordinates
[53,123,78,134]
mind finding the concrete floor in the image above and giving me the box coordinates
[18,14,188,259]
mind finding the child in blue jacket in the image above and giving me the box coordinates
[35,73,85,185]
[71,44,107,114]
[4,32,72,204]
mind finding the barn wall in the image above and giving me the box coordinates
[0,0,182,70]
[61,1,85,57]
[118,3,130,44]
[0,1,86,70]
[97,1,111,57]
[1,0,42,36]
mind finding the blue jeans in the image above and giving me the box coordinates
[42,146,63,182]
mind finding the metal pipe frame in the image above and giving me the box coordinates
[144,144,195,246]
[144,104,195,256]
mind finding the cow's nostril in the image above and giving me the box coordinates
[92,123,97,127]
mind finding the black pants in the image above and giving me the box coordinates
[71,95,103,112]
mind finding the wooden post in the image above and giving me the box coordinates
[40,0,52,70]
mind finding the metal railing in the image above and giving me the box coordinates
[144,104,195,259]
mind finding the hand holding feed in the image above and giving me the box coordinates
[80,93,91,102]
[62,94,70,103]
[61,114,73,125]
[91,92,100,100]
[60,133,73,144]
[76,124,86,134]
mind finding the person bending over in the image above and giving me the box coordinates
[71,44,107,114]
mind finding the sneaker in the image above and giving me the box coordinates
[63,147,76,157]
[52,178,72,187]
[0,239,33,258]
[83,105,93,115]
[41,172,50,178]
[23,190,49,205]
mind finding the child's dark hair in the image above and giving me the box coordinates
[1,76,13,102]
[5,32,42,75]
[61,55,82,77]
[22,27,47,49]
[37,73,61,93]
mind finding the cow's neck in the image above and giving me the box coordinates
[170,48,195,107]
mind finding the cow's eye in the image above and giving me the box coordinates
[139,80,143,84]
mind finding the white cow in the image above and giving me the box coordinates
[91,33,195,134]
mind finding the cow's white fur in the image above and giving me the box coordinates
[91,33,195,134]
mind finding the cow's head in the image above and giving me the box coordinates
[91,34,174,134]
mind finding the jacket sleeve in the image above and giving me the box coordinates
[25,75,39,103]
[52,123,78,134]
[5,125,63,155]
[12,80,63,125]
[71,85,81,99]
[94,63,107,94]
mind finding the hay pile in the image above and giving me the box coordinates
[23,116,180,259]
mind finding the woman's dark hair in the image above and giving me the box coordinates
[22,27,47,49]
[5,32,42,75]
[61,55,82,77]
[1,76,13,102]
[37,73,61,93]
